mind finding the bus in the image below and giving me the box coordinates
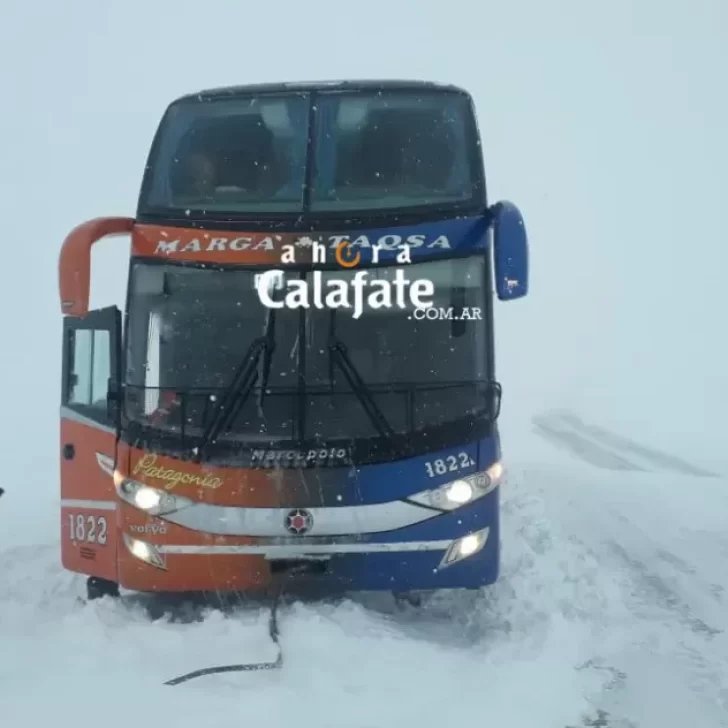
[58,80,528,603]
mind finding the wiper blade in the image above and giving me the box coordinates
[196,336,270,460]
[256,308,276,411]
[198,308,278,458]
[328,337,396,441]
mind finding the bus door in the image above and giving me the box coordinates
[60,306,121,580]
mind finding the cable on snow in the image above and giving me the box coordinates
[163,592,283,685]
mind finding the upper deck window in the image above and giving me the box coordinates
[144,95,310,214]
[311,92,477,212]
[140,89,482,218]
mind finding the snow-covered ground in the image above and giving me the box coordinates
[1,0,727,726]
[2,412,727,727]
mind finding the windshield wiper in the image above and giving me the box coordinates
[256,308,276,410]
[327,312,395,441]
[196,311,276,459]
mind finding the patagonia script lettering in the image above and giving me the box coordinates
[132,454,224,491]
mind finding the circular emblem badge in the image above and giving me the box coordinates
[285,508,313,535]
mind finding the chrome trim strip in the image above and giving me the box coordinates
[163,498,441,537]
[95,453,115,477]
[157,540,451,557]
[61,498,117,511]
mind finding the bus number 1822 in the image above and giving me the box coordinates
[424,452,476,478]
[67,513,108,545]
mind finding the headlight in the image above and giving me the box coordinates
[408,461,504,511]
[116,477,194,516]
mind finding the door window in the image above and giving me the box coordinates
[67,328,111,410]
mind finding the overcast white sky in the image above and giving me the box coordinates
[0,0,726,492]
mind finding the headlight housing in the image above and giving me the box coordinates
[408,461,503,511]
[439,527,490,568]
[123,533,167,570]
[115,477,194,516]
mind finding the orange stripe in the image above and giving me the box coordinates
[133,224,313,264]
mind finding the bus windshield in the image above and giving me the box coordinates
[140,89,481,217]
[123,259,490,448]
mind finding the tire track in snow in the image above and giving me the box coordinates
[491,465,646,727]
[532,463,728,727]
[531,414,646,472]
[601,533,728,724]
[551,411,719,478]
[532,410,719,478]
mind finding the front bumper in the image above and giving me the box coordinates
[118,493,500,595]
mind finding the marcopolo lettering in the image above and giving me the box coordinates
[250,448,350,468]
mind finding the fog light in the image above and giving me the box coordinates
[123,533,167,570]
[438,527,489,569]
[458,534,481,557]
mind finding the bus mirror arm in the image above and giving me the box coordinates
[58,217,135,317]
[107,378,122,425]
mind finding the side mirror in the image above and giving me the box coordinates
[490,381,502,420]
[490,201,529,300]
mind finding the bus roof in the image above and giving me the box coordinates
[173,80,473,104]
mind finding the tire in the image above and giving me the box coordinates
[393,591,430,608]
[86,576,120,601]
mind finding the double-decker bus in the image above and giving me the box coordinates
[59,80,528,602]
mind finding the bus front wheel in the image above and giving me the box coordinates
[86,576,120,601]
